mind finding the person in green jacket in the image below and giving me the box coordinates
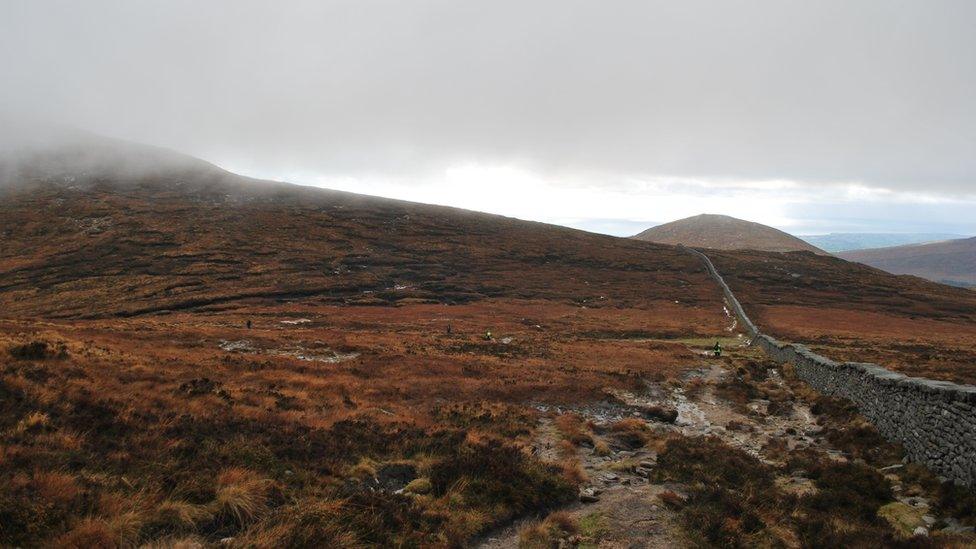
[713,341,722,357]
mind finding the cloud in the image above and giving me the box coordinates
[1,0,974,197]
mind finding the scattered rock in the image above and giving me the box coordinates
[579,487,601,503]
[942,518,975,534]
[904,496,930,508]
[912,526,928,537]
[747,399,770,416]
[219,339,254,352]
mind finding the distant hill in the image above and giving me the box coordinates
[632,214,827,255]
[800,232,968,253]
[839,237,976,287]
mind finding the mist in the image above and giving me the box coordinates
[2,1,975,233]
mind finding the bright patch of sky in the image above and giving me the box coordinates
[238,163,976,237]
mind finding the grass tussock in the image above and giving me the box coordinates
[237,499,360,548]
[212,468,276,527]
[554,412,594,446]
[606,417,657,450]
[151,500,213,532]
[518,511,578,549]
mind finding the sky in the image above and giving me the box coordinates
[2,0,975,235]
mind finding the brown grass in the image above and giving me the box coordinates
[518,511,579,549]
[3,161,973,546]
[554,412,593,446]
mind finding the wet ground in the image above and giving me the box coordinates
[477,337,973,548]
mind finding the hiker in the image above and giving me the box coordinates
[484,330,492,341]
[713,341,722,357]
[246,320,252,329]
[446,324,452,335]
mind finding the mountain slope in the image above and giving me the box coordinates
[633,214,827,254]
[839,237,976,287]
[3,137,976,547]
[707,247,976,384]
[0,138,720,319]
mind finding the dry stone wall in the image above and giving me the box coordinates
[684,246,976,487]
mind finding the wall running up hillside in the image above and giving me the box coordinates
[682,246,976,487]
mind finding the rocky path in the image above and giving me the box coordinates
[477,413,685,549]
[477,335,975,547]
[476,347,753,548]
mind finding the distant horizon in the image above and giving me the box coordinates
[253,164,976,239]
[5,124,975,241]
[5,1,976,242]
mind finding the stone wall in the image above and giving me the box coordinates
[681,246,758,337]
[684,246,976,487]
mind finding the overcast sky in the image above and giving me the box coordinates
[2,1,975,235]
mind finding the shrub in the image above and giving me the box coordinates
[681,486,766,547]
[804,462,892,522]
[795,460,901,547]
[9,341,51,360]
[652,436,773,492]
[652,436,787,547]
[607,418,654,449]
[429,438,576,522]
